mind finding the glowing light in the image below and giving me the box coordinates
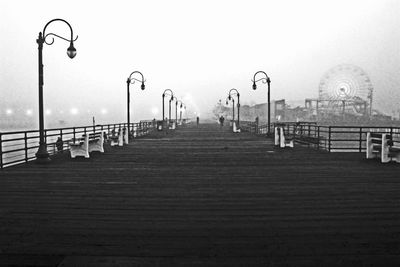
[45,109,52,115]
[6,109,13,115]
[151,107,159,115]
[70,108,79,115]
[26,109,33,116]
[101,108,108,115]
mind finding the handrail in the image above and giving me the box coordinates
[261,122,400,152]
[0,121,157,169]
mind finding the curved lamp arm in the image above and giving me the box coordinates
[228,88,240,103]
[42,18,78,58]
[162,89,174,98]
[176,100,184,107]
[127,71,145,90]
[226,96,235,105]
[252,71,271,90]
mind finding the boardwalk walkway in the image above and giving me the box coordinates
[0,123,400,266]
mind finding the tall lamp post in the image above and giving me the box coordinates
[226,96,235,123]
[170,96,177,123]
[126,71,145,137]
[36,19,78,162]
[252,71,271,135]
[162,89,174,124]
[228,88,240,127]
[176,100,185,122]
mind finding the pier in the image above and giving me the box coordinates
[1,123,399,266]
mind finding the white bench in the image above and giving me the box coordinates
[274,126,294,148]
[110,129,124,147]
[232,122,241,133]
[123,127,129,144]
[69,134,89,158]
[366,132,400,163]
[69,132,104,158]
[87,132,104,153]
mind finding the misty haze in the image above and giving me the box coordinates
[1,0,400,130]
[1,0,400,266]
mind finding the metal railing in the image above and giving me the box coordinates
[0,121,156,169]
[269,122,400,152]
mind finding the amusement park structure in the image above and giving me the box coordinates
[304,64,373,120]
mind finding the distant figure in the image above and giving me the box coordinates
[56,137,63,152]
[219,115,225,128]
[196,116,200,126]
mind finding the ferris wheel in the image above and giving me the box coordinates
[318,64,373,102]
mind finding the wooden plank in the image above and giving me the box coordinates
[0,123,400,266]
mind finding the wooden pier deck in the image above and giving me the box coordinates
[0,123,399,266]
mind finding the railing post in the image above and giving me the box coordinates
[359,127,363,153]
[24,132,28,162]
[328,126,332,152]
[0,133,3,169]
[317,126,320,150]
[73,127,76,142]
[60,129,63,151]
[44,129,48,152]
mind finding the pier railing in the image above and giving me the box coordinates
[268,122,400,152]
[0,121,156,169]
[240,120,400,152]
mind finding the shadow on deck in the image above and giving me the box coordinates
[1,123,399,266]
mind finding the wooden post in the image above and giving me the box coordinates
[359,127,363,152]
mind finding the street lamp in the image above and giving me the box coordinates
[252,71,271,135]
[176,100,185,122]
[170,96,177,124]
[226,96,235,123]
[126,71,145,137]
[162,89,174,124]
[228,88,240,127]
[36,19,78,162]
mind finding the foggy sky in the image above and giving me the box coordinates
[1,0,399,127]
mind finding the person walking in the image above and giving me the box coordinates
[219,115,225,129]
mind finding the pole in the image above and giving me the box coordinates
[169,99,172,122]
[35,32,50,162]
[237,95,240,127]
[162,94,165,122]
[267,79,271,136]
[127,79,130,134]
[232,99,235,123]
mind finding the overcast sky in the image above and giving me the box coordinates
[1,0,399,125]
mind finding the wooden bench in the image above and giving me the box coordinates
[366,132,400,163]
[274,127,294,148]
[69,132,104,158]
